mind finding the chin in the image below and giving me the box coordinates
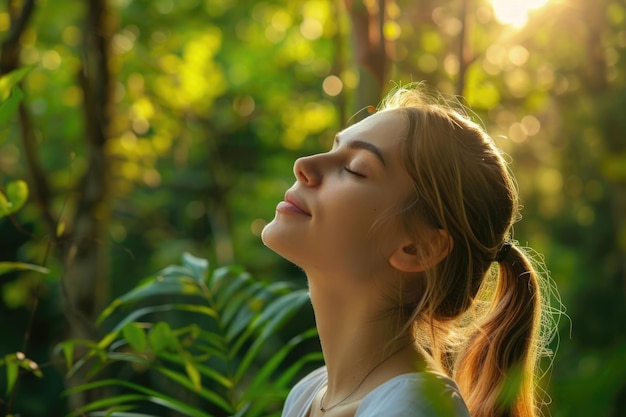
[261,221,306,266]
[261,219,285,253]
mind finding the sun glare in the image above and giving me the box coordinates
[490,0,549,28]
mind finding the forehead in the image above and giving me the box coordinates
[340,110,408,148]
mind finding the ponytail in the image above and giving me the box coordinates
[377,85,561,417]
[455,244,542,417]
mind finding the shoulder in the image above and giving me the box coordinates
[282,367,327,417]
[356,372,470,417]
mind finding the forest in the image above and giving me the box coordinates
[0,0,624,416]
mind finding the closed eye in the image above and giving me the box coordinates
[344,167,366,178]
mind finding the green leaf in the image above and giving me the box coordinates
[208,265,247,304]
[87,413,157,417]
[0,86,23,127]
[105,352,151,367]
[122,322,148,352]
[0,67,32,128]
[6,180,28,213]
[64,379,217,417]
[0,179,29,218]
[66,394,149,417]
[149,322,177,353]
[0,191,9,217]
[256,290,310,340]
[60,341,74,370]
[179,350,202,391]
[235,290,310,381]
[98,330,121,349]
[157,351,232,389]
[182,252,209,283]
[153,365,233,412]
[275,351,324,389]
[0,262,49,276]
[223,282,265,340]
[96,298,122,324]
[104,269,202,310]
[108,303,217,333]
[246,328,319,395]
[0,67,33,101]
[5,358,18,395]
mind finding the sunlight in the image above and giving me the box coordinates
[490,0,549,28]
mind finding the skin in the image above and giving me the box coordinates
[262,110,433,417]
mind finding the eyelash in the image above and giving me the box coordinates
[344,167,365,178]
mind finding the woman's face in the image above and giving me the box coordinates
[262,109,415,277]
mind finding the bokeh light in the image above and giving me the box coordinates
[490,0,549,28]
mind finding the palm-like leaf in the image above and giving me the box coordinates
[60,253,320,417]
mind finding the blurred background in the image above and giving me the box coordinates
[0,0,624,416]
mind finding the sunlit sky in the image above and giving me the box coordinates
[490,0,549,28]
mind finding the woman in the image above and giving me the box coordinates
[262,85,555,417]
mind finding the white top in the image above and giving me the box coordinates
[281,367,471,417]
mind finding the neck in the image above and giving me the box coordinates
[306,269,426,404]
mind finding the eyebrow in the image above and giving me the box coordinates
[334,135,387,167]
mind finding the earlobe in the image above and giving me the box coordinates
[389,230,453,273]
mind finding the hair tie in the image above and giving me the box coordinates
[495,242,513,263]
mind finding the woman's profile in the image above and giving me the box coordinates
[262,85,558,417]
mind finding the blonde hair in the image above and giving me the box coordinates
[378,85,559,417]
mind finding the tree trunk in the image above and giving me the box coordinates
[1,0,115,411]
[63,0,115,410]
[345,0,388,122]
[456,0,472,96]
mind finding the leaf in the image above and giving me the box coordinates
[5,358,18,395]
[6,180,27,210]
[211,270,252,311]
[109,303,218,333]
[122,322,148,352]
[275,351,324,389]
[64,379,217,417]
[0,86,23,127]
[98,330,121,349]
[246,328,319,395]
[0,262,49,276]
[149,322,177,354]
[157,351,232,389]
[105,352,151,367]
[179,350,202,391]
[66,394,149,417]
[19,359,42,378]
[0,67,33,101]
[60,341,75,370]
[235,290,310,381]
[0,179,28,218]
[153,365,233,412]
[87,413,157,417]
[97,278,204,325]
[208,265,246,300]
[0,191,9,217]
[108,268,202,308]
[223,281,265,340]
[56,221,66,237]
[182,252,209,283]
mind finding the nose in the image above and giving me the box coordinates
[293,155,322,187]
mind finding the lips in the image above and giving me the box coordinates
[277,191,311,216]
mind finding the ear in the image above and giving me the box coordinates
[389,229,453,273]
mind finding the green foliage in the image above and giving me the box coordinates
[0,180,28,218]
[0,67,31,127]
[0,262,48,277]
[0,68,30,220]
[0,352,43,397]
[56,253,321,417]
